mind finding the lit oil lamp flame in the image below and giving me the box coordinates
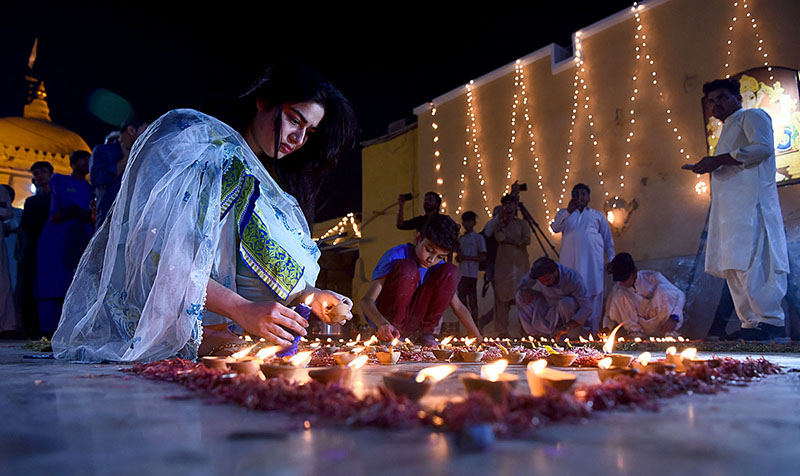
[304,293,314,306]
[244,335,253,342]
[255,346,281,361]
[480,359,508,382]
[364,335,378,346]
[588,334,595,342]
[404,338,414,346]
[347,354,368,369]
[230,344,258,360]
[289,350,314,368]
[598,357,613,369]
[439,336,454,348]
[355,333,361,343]
[579,336,588,343]
[603,323,624,354]
[529,359,548,375]
[352,347,365,355]
[678,336,685,342]
[464,337,477,348]
[680,348,697,361]
[415,364,456,383]
[637,351,652,366]
[666,346,677,356]
[310,342,321,348]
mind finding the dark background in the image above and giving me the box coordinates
[1,1,633,222]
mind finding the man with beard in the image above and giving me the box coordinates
[687,77,789,342]
[397,191,442,232]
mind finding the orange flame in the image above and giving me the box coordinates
[579,336,588,343]
[598,357,613,369]
[528,359,548,375]
[666,346,677,356]
[464,337,477,348]
[588,334,595,342]
[304,293,315,306]
[352,347,365,355]
[439,336,454,348]
[289,350,314,368]
[364,335,378,346]
[603,323,624,353]
[480,359,508,382]
[347,354,368,369]
[230,344,258,360]
[637,352,652,366]
[404,338,414,346]
[255,346,281,361]
[680,348,697,361]
[415,364,456,383]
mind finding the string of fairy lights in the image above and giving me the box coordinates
[430,104,449,214]
[515,60,552,224]
[428,0,777,225]
[316,212,362,242]
[465,81,492,216]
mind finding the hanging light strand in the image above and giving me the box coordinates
[430,104,448,213]
[515,60,552,224]
[465,81,492,216]
[744,2,773,81]
[554,39,586,219]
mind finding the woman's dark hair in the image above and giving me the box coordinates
[233,61,358,226]
[607,252,636,282]
[419,214,460,252]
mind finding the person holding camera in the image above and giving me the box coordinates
[490,194,530,336]
[550,183,614,333]
[397,191,441,232]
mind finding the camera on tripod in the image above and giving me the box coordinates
[509,181,527,199]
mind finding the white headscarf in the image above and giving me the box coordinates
[52,109,320,362]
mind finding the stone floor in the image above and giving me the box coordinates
[0,341,798,476]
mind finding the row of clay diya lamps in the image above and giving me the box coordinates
[202,343,372,385]
[592,323,719,381]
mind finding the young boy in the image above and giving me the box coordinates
[455,211,486,325]
[360,214,482,346]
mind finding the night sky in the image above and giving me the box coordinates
[2,1,633,222]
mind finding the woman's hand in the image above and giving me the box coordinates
[233,301,308,347]
[305,289,353,324]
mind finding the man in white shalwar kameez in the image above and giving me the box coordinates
[604,253,683,337]
[551,183,615,332]
[689,78,789,342]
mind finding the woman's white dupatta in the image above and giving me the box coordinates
[52,109,320,362]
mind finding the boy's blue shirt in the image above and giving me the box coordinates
[372,243,442,285]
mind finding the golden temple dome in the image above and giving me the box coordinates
[0,80,90,207]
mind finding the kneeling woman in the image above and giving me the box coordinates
[53,63,358,362]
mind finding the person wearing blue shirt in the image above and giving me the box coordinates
[360,214,482,346]
[90,120,148,228]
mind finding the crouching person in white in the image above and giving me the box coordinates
[516,257,591,340]
[604,253,684,338]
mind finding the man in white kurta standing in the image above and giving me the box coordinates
[689,78,789,342]
[550,183,615,332]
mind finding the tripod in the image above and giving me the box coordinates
[516,200,559,259]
